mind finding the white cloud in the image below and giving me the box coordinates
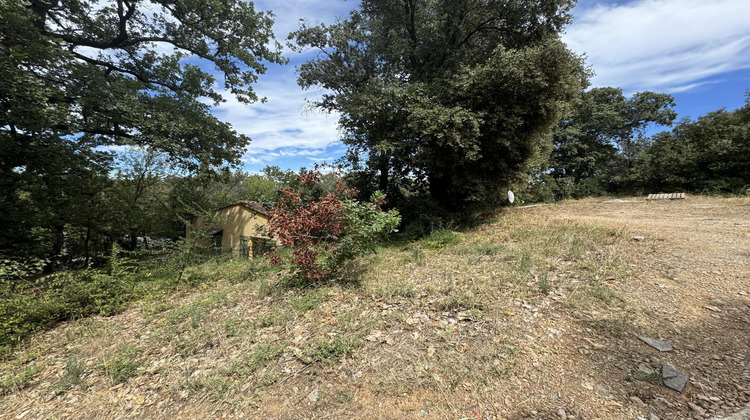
[209,1,355,168]
[255,0,353,40]
[242,156,265,165]
[564,0,750,92]
[211,72,342,152]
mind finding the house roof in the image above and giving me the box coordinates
[205,227,223,236]
[185,201,270,220]
[216,200,270,217]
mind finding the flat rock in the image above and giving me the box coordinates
[639,336,673,352]
[662,365,689,392]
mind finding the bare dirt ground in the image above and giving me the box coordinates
[1,196,748,420]
[528,196,750,419]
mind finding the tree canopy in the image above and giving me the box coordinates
[1,0,284,259]
[2,0,284,168]
[546,87,676,197]
[291,0,588,214]
[633,94,750,193]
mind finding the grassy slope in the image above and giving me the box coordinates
[2,197,747,419]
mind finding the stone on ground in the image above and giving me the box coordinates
[661,365,689,392]
[639,336,673,352]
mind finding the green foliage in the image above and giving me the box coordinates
[291,0,587,215]
[101,346,142,384]
[54,355,87,394]
[0,364,44,396]
[546,87,676,198]
[633,98,750,194]
[0,254,138,348]
[538,273,551,295]
[0,258,47,280]
[1,0,285,261]
[332,192,402,266]
[0,241,217,350]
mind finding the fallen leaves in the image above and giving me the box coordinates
[405,317,420,326]
[365,330,382,342]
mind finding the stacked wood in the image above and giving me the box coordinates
[646,193,686,200]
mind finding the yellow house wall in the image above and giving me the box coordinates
[185,205,270,257]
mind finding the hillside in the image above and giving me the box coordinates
[1,196,749,419]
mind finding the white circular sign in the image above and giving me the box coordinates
[507,190,515,204]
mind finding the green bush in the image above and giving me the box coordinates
[267,166,401,285]
[0,244,209,350]
[0,260,138,349]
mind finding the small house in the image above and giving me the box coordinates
[185,201,273,258]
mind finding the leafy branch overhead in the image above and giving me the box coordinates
[2,0,285,170]
[29,0,284,104]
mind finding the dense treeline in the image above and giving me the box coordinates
[632,101,750,194]
[1,155,297,267]
[526,91,750,202]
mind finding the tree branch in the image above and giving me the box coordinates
[70,51,182,92]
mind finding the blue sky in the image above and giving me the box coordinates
[214,0,750,173]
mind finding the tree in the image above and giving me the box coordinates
[633,95,750,193]
[548,87,676,194]
[1,0,285,259]
[290,0,588,215]
[241,166,298,209]
[110,152,172,250]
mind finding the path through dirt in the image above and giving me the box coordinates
[529,196,750,419]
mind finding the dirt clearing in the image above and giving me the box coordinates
[1,196,748,419]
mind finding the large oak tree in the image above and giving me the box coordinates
[1,0,284,257]
[291,0,588,214]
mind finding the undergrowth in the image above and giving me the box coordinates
[0,246,272,355]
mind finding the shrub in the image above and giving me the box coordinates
[0,254,139,349]
[0,244,204,350]
[267,165,400,284]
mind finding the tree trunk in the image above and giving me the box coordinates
[428,171,456,213]
[377,153,390,193]
[50,223,65,256]
[83,226,91,267]
[128,234,138,251]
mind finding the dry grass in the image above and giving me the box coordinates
[1,195,749,419]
